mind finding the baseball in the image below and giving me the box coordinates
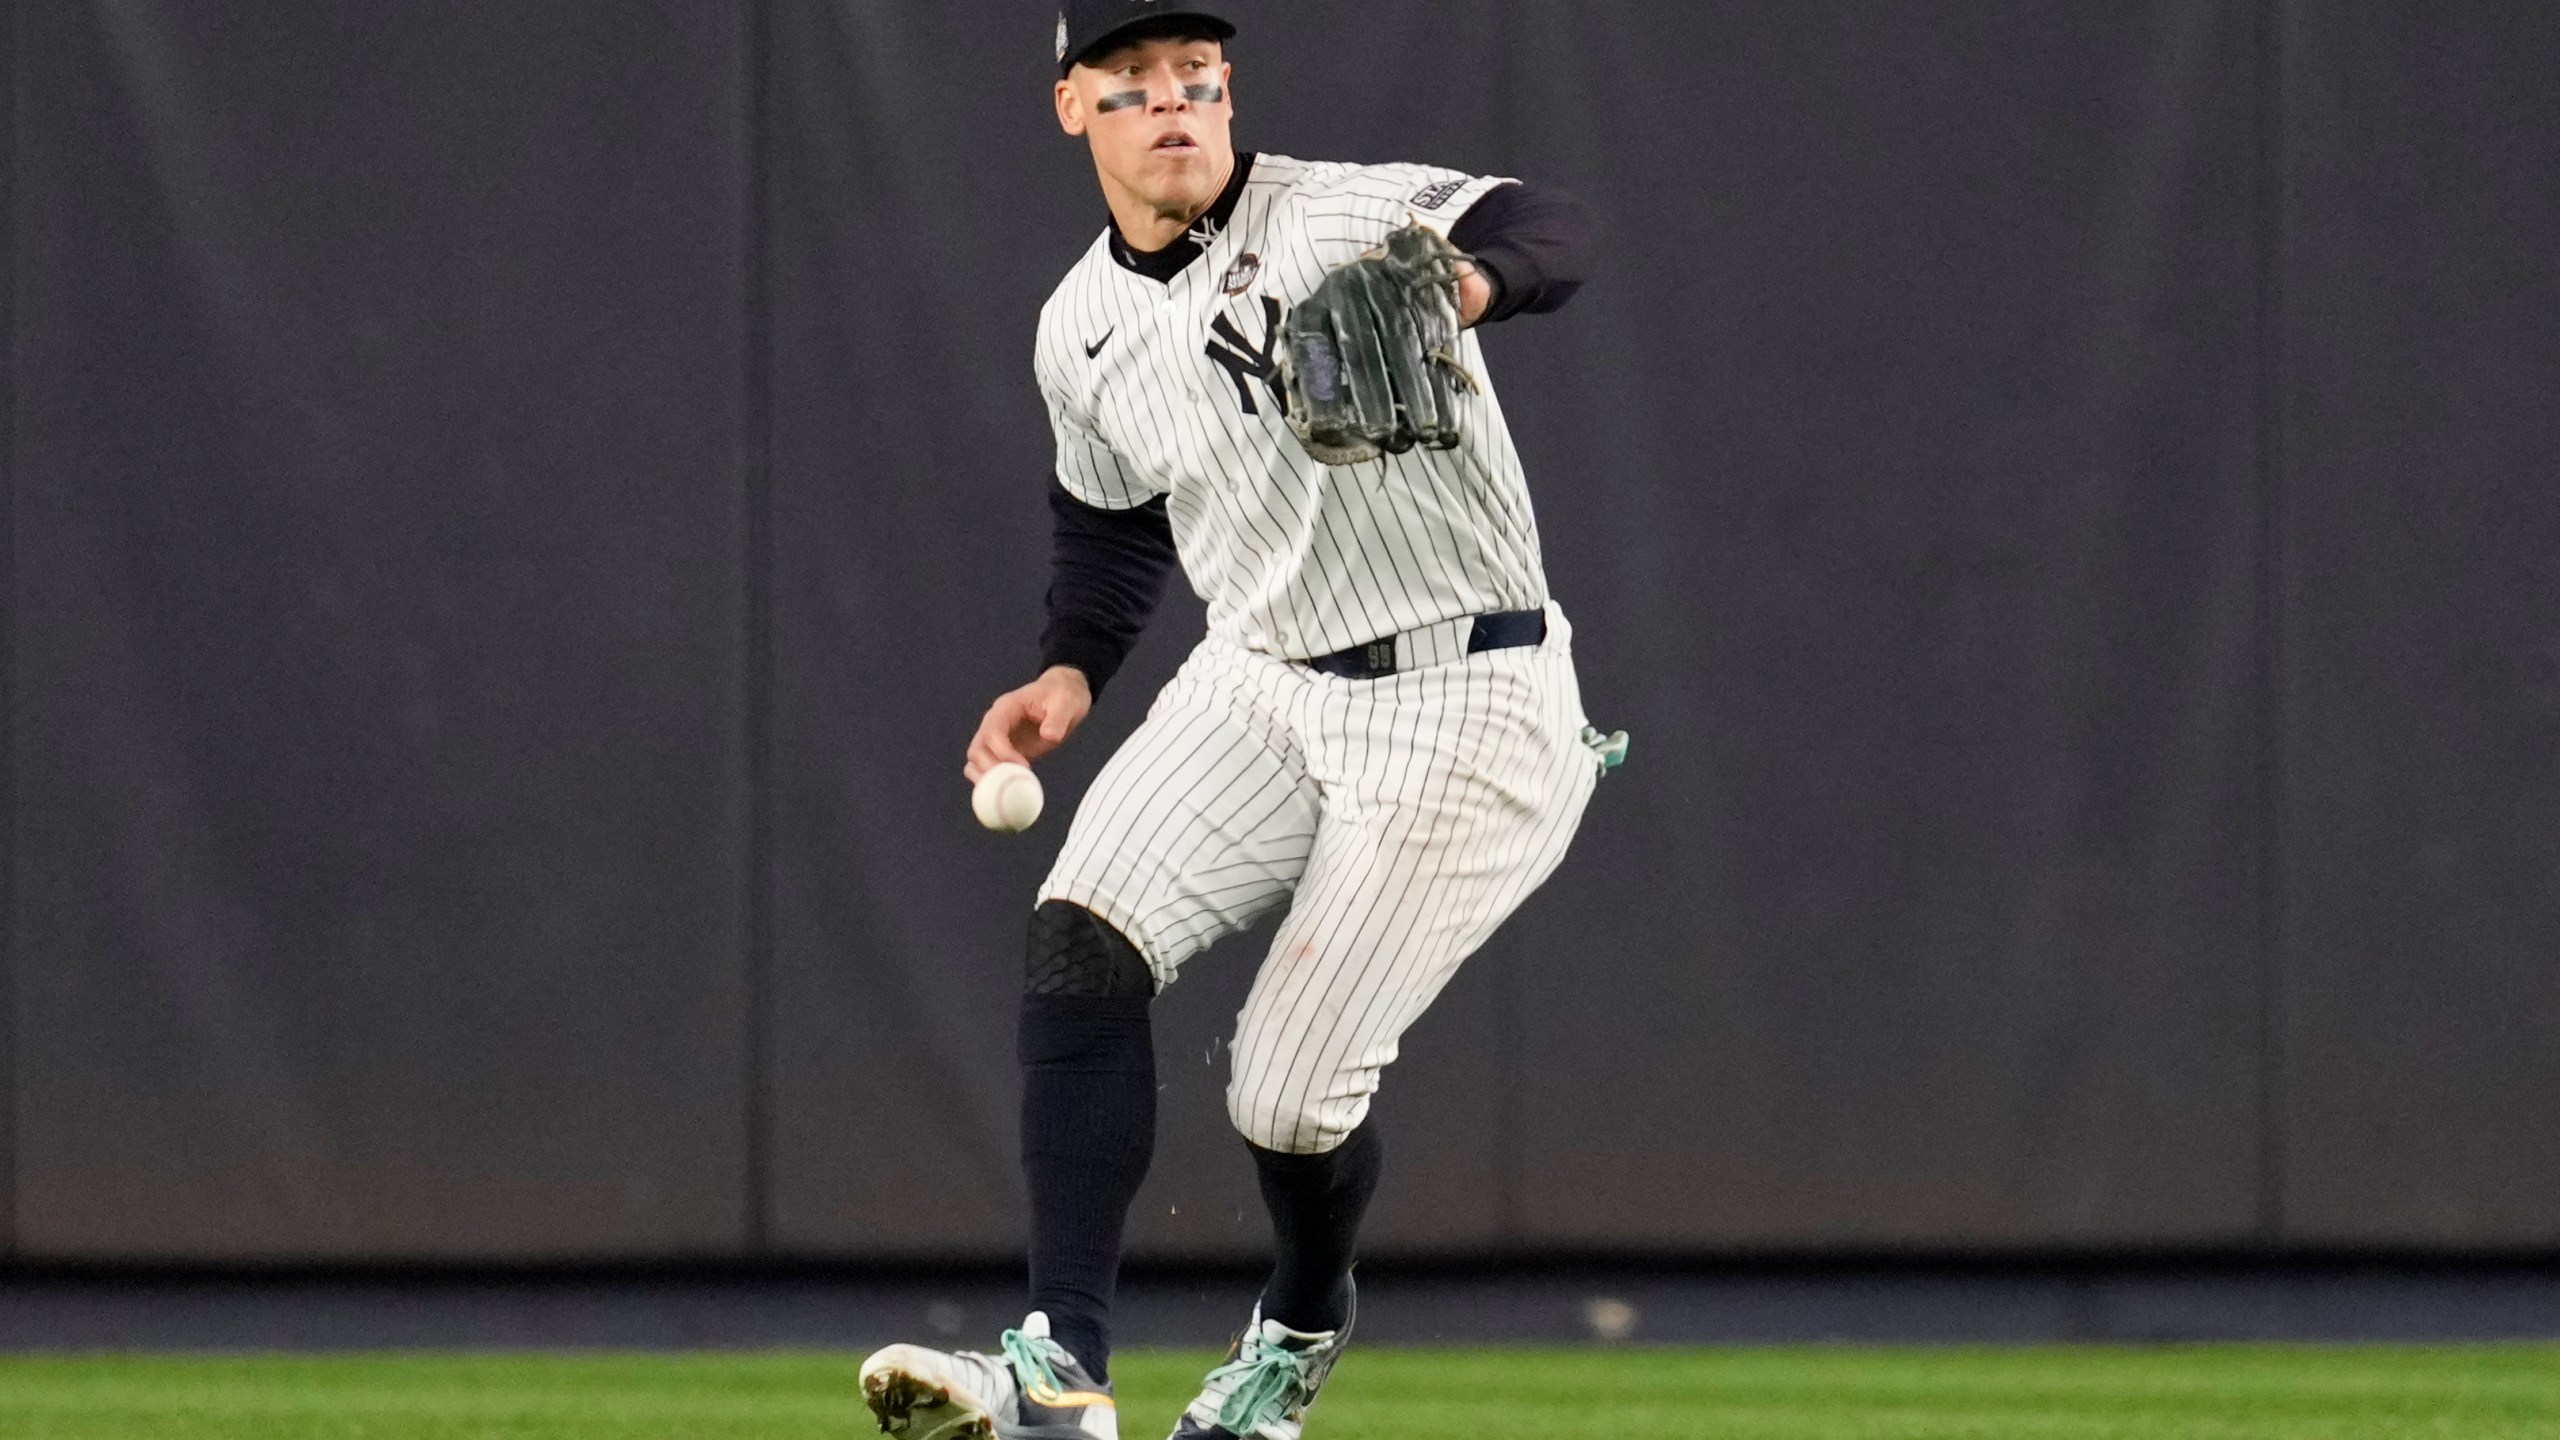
[972,761,1045,833]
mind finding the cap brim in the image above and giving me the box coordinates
[1064,12,1238,75]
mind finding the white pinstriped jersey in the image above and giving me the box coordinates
[1040,607,1596,1153]
[1034,153,1549,661]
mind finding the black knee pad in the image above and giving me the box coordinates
[1025,901,1157,999]
[1021,904,1154,1074]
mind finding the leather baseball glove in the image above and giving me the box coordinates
[1278,222,1481,466]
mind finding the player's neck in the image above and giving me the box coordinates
[1101,154,1235,254]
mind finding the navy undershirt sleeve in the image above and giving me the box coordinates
[1041,481,1180,699]
[1449,181,1595,325]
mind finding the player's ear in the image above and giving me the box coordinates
[1055,77,1087,137]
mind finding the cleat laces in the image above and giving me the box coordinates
[1209,1337,1322,1433]
[998,1325,1068,1395]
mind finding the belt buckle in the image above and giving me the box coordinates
[1360,639,1398,677]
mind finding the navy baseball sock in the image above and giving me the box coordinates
[1248,1121,1382,1334]
[1018,904,1158,1382]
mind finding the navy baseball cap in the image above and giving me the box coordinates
[1056,0,1237,76]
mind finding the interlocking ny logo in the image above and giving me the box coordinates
[1204,297,1289,417]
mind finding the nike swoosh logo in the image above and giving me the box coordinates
[1026,1384,1116,1409]
[1084,329,1116,359]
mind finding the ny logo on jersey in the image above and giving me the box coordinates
[1203,296,1289,418]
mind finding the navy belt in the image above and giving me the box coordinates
[1300,609,1548,681]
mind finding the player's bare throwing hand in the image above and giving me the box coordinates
[869,5,1616,1438]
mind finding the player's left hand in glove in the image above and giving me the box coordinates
[1278,221,1482,466]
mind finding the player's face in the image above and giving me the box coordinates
[1055,37,1235,216]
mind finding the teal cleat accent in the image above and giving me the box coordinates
[1167,1287,1355,1440]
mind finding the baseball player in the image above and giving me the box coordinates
[864,5,1612,1437]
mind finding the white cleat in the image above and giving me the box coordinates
[863,1312,1119,1440]
[1165,1287,1355,1440]
[997,1309,1121,1440]
[859,1339,1018,1440]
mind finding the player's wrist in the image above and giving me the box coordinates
[1457,265,1496,327]
[1040,615,1130,697]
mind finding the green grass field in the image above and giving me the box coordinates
[0,1346,2554,1439]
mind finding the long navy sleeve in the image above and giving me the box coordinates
[1449,181,1595,324]
[1041,482,1180,699]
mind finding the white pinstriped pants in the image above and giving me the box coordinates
[1039,603,1599,1155]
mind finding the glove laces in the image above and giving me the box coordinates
[1210,1334,1323,1433]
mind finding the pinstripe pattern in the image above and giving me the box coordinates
[1041,606,1596,1155]
[1035,155,1545,663]
[1031,153,1597,1157]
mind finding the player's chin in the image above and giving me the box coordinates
[1137,141,1212,186]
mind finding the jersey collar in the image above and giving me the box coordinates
[1107,151,1256,285]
